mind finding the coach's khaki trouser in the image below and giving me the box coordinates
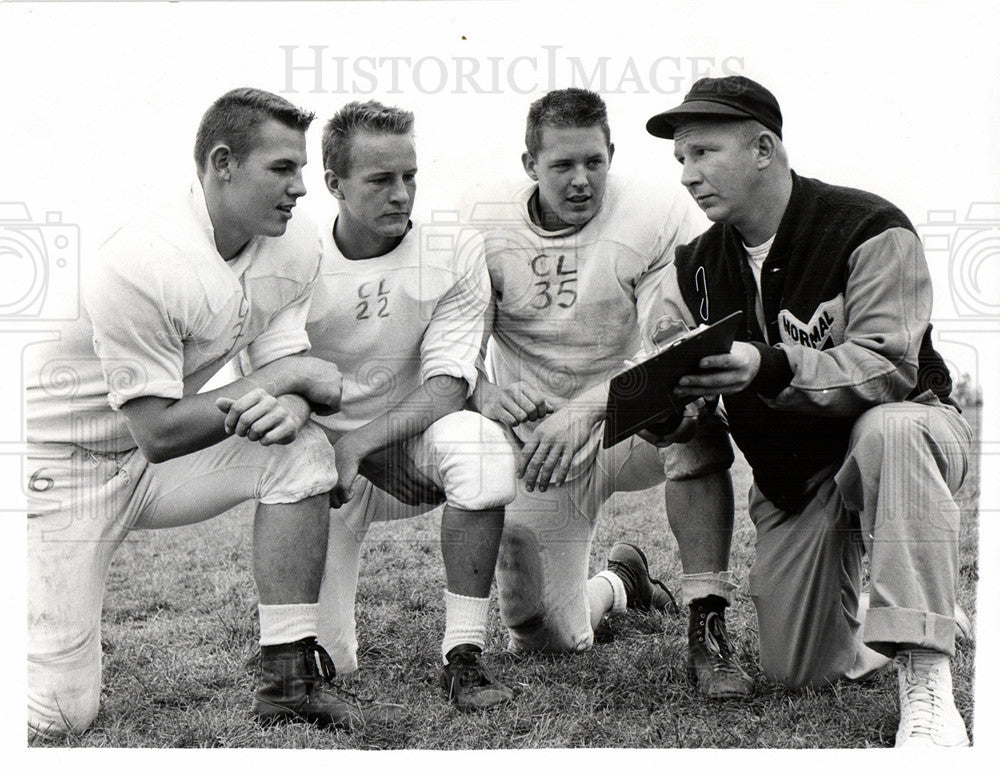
[26,424,338,737]
[748,397,972,689]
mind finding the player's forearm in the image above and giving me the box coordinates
[244,355,309,397]
[121,377,287,462]
[339,375,467,459]
[244,353,342,415]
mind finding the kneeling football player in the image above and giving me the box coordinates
[306,101,516,709]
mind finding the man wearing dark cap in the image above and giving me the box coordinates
[646,76,973,747]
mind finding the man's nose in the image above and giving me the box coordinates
[289,170,307,197]
[388,178,410,204]
[680,161,700,189]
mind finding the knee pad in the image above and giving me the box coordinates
[428,412,516,510]
[257,421,339,504]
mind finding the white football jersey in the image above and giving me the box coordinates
[25,181,321,451]
[471,175,704,470]
[306,219,490,434]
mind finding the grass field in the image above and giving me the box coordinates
[31,406,980,750]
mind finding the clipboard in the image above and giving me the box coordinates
[602,311,743,448]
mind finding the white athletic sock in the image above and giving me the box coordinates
[442,591,491,663]
[681,571,736,607]
[594,570,628,614]
[258,603,319,647]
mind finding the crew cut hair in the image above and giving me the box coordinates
[524,88,611,157]
[194,87,315,174]
[322,100,415,176]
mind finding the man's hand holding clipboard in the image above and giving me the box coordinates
[602,311,744,448]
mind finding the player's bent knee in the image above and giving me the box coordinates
[496,522,592,654]
[662,415,735,481]
[506,621,593,654]
[28,626,102,738]
[446,475,516,510]
[256,421,339,505]
[27,683,100,738]
[430,411,516,510]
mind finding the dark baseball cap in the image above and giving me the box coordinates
[646,76,783,139]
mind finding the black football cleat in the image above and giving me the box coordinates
[440,644,514,710]
[687,599,753,699]
[606,542,679,613]
[253,637,404,729]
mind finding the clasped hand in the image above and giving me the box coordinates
[215,389,309,446]
[473,379,552,426]
[517,407,596,493]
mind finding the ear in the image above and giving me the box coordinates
[521,151,538,181]
[325,169,345,199]
[754,132,778,169]
[607,142,615,167]
[208,144,234,181]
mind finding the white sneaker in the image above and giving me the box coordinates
[895,649,970,747]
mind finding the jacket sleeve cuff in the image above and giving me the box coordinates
[749,342,793,397]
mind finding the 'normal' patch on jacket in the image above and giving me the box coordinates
[777,295,845,350]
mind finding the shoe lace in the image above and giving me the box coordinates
[897,652,938,737]
[702,612,743,675]
[651,577,680,614]
[301,639,376,706]
[448,650,495,689]
[302,638,337,682]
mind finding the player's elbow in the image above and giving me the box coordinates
[426,373,471,409]
[134,436,175,464]
[127,423,189,464]
[120,397,194,463]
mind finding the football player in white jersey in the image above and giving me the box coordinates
[25,88,401,736]
[306,101,516,710]
[467,89,751,698]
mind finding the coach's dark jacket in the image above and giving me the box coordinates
[669,172,953,513]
